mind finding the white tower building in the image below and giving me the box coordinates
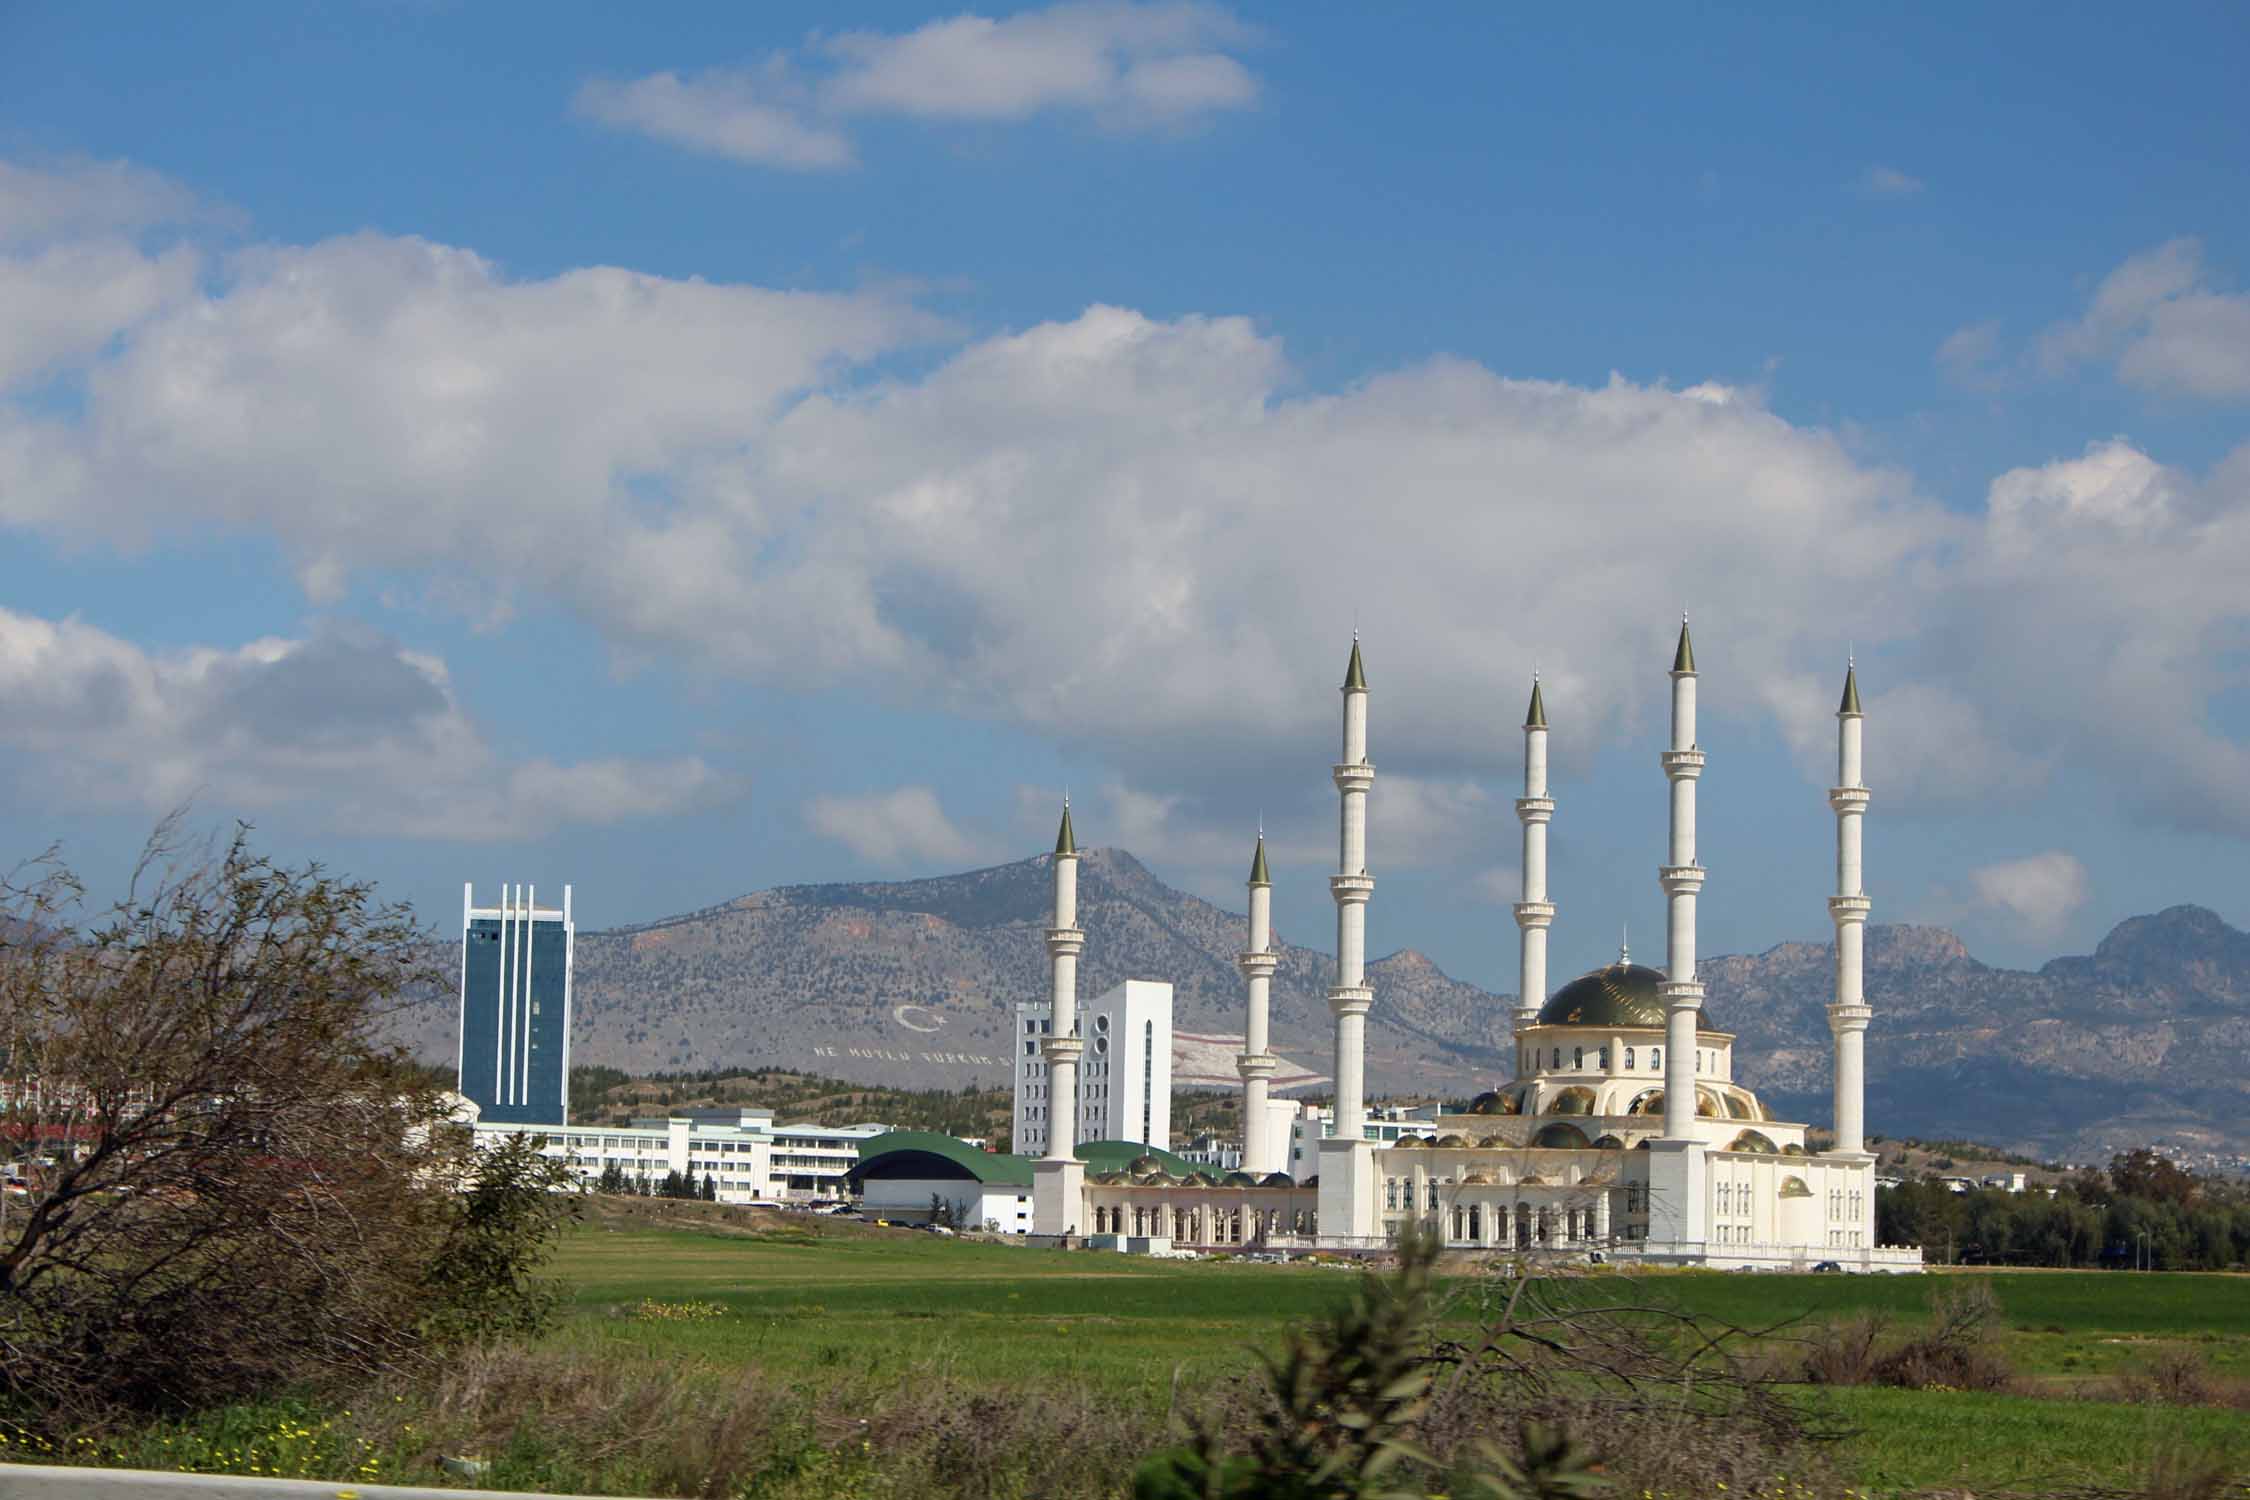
[1647,619,1710,1246]
[1514,676,1554,1033]
[1236,833,1283,1176]
[1318,638,1380,1240]
[1031,804,1087,1233]
[1015,978,1175,1155]
[1828,664,1874,1190]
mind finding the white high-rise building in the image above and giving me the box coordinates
[1013,980,1174,1155]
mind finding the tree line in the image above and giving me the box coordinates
[1878,1148,2250,1268]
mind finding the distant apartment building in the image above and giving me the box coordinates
[1012,980,1173,1155]
[458,884,573,1127]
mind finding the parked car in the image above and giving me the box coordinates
[1811,1260,1843,1273]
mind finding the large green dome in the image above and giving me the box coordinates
[1537,961,1717,1030]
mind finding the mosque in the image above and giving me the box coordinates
[1026,623,1923,1270]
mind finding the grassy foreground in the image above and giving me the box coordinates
[11,1212,2248,1496]
[546,1220,2249,1494]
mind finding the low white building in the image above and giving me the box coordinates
[850,1133,1198,1234]
[1012,980,1174,1155]
[473,1109,888,1204]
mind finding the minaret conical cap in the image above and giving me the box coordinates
[1343,636,1367,691]
[1838,662,1862,715]
[1672,618,1697,675]
[1248,834,1271,887]
[1054,804,1077,857]
[1525,677,1547,729]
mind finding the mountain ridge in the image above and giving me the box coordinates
[398,851,2250,1166]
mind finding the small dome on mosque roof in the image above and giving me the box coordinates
[1467,1090,1508,1116]
[1538,961,1723,1031]
[1260,1171,1294,1187]
[1222,1171,1259,1187]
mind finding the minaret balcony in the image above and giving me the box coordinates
[1660,749,1706,779]
[1041,1034,1086,1063]
[1237,949,1280,978]
[1045,926,1086,957]
[1658,865,1706,896]
[1657,980,1705,1013]
[1826,1002,1872,1032]
[1236,1052,1279,1079]
[1828,895,1871,923]
[1828,785,1872,814]
[1326,984,1373,1018]
[1515,796,1554,823]
[1330,873,1376,903]
[1513,900,1555,929]
[1332,761,1376,793]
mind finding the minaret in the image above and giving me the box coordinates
[1329,637,1376,1140]
[1041,802,1086,1162]
[1236,833,1279,1175]
[1658,618,1707,1141]
[1828,662,1872,1156]
[1513,675,1554,1033]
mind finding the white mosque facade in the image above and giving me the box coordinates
[1028,625,1923,1271]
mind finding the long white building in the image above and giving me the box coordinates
[470,1105,887,1204]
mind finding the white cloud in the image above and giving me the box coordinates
[0,157,202,247]
[1935,319,2004,389]
[1968,852,2090,938]
[0,160,205,392]
[576,2,1258,170]
[0,609,725,839]
[2036,237,2250,398]
[1469,865,1522,905]
[18,156,2250,864]
[575,69,856,172]
[1857,165,1924,196]
[0,240,199,392]
[806,785,981,868]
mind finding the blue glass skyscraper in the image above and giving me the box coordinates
[458,884,573,1126]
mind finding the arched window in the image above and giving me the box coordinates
[1551,1047,1562,1069]
[1650,1048,1662,1070]
[1597,1047,1609,1070]
[1624,1046,1636,1069]
[1572,1047,1584,1069]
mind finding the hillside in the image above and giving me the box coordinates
[400,851,2250,1164]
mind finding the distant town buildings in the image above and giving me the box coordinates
[458,884,572,1127]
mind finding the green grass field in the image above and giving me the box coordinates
[547,1220,2250,1496]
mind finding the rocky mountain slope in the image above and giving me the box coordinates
[402,850,2250,1164]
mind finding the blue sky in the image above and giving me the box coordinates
[3,2,2248,991]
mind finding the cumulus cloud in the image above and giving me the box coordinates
[1857,165,1923,196]
[0,160,204,392]
[576,2,1258,170]
[2036,237,2250,399]
[15,155,2250,867]
[806,785,983,868]
[0,609,727,839]
[1968,851,2091,938]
